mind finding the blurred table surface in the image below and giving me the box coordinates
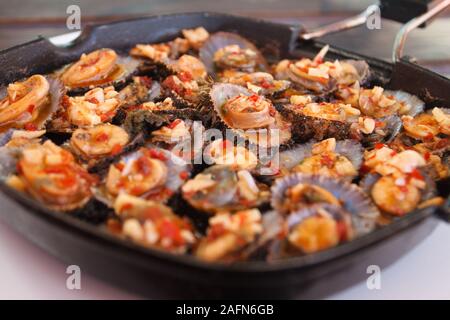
[1,0,450,300]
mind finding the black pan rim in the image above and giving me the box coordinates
[0,12,441,275]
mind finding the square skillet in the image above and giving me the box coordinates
[0,12,449,298]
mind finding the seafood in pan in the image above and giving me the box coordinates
[0,27,447,264]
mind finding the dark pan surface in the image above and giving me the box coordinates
[0,12,448,298]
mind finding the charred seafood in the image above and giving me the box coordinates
[0,26,447,263]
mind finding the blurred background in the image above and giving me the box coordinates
[0,0,449,76]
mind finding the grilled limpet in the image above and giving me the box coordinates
[69,124,129,164]
[114,193,196,254]
[182,165,270,214]
[59,49,140,93]
[278,138,363,180]
[0,75,64,131]
[210,83,291,147]
[195,209,264,262]
[9,140,96,211]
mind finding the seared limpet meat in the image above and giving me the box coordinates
[277,204,354,256]
[361,148,437,216]
[280,95,358,142]
[0,129,46,148]
[274,45,369,93]
[162,72,204,105]
[161,55,210,106]
[210,83,291,147]
[114,193,196,254]
[271,173,379,234]
[284,95,400,145]
[195,209,264,262]
[182,27,210,50]
[8,140,96,211]
[200,32,268,75]
[389,136,449,180]
[70,124,129,163]
[140,97,176,111]
[131,43,171,63]
[402,107,450,141]
[48,86,121,132]
[357,86,424,118]
[0,75,64,131]
[182,165,270,214]
[169,54,207,81]
[99,145,190,204]
[150,118,204,161]
[278,138,363,180]
[219,70,290,96]
[59,49,139,92]
[203,138,258,171]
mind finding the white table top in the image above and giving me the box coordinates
[1,217,450,299]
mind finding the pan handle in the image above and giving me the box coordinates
[392,0,450,62]
[299,5,380,41]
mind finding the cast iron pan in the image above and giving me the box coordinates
[0,11,449,299]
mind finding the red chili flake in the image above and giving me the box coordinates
[374,143,385,150]
[120,202,134,213]
[149,149,167,161]
[162,76,182,95]
[62,95,71,109]
[410,168,424,181]
[139,76,153,88]
[168,119,182,129]
[424,132,435,141]
[320,154,334,168]
[131,186,146,195]
[390,150,397,156]
[336,221,348,242]
[106,219,122,234]
[143,207,162,221]
[159,219,184,246]
[268,105,276,117]
[399,185,409,193]
[178,71,193,82]
[111,144,123,156]
[435,138,449,149]
[27,104,35,114]
[248,94,259,103]
[87,97,99,104]
[208,224,226,241]
[164,188,174,197]
[100,111,116,122]
[16,161,23,174]
[126,104,143,112]
[179,171,189,180]
[115,162,125,171]
[375,120,385,128]
[424,152,431,161]
[75,167,99,185]
[24,123,37,131]
[44,165,77,188]
[136,156,152,175]
[95,132,109,142]
[260,79,272,89]
[359,164,371,175]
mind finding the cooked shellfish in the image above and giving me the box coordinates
[60,49,139,92]
[10,140,96,211]
[0,75,64,131]
[182,165,270,214]
[114,193,196,253]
